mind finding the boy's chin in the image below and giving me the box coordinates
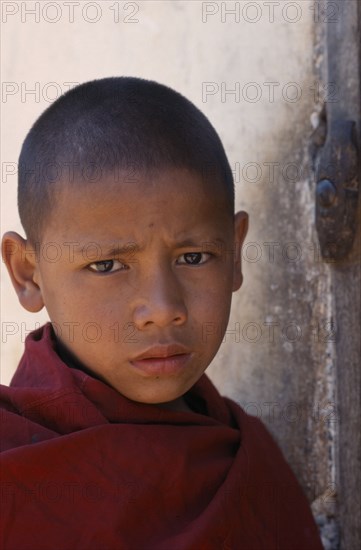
[124,388,192,411]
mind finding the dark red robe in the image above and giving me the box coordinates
[0,324,323,549]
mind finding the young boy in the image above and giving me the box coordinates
[0,77,323,549]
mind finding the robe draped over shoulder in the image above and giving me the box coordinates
[0,324,323,550]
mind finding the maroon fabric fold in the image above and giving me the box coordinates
[0,324,323,549]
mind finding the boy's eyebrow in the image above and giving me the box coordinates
[175,238,227,249]
[73,243,141,257]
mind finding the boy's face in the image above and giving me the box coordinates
[5,169,248,406]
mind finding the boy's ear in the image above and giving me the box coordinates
[1,232,45,313]
[232,211,249,291]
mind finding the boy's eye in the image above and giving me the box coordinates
[87,260,126,273]
[177,252,211,265]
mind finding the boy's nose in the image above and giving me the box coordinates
[131,266,188,330]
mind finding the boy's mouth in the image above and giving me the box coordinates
[130,344,192,376]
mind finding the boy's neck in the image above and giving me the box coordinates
[156,396,194,413]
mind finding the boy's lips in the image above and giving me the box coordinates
[130,344,192,376]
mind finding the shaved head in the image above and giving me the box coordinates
[18,77,235,243]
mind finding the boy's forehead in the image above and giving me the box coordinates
[45,167,233,241]
[58,167,229,207]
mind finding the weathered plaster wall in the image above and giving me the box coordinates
[2,2,350,548]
